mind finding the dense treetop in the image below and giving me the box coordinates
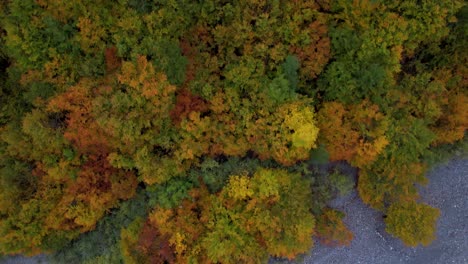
[0,0,466,263]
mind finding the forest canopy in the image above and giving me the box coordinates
[0,0,466,263]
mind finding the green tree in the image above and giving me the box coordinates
[385,201,440,247]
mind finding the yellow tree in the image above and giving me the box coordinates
[385,201,440,247]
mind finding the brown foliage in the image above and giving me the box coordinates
[317,100,388,167]
[105,46,122,73]
[179,39,198,86]
[170,89,209,125]
[46,154,137,232]
[47,80,111,156]
[136,220,175,264]
[317,101,359,162]
[290,20,331,79]
[68,155,136,204]
[315,209,353,246]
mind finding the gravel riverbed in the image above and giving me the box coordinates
[303,158,468,264]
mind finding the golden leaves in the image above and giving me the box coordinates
[76,17,106,53]
[385,201,440,247]
[432,93,468,145]
[282,102,319,149]
[226,175,254,201]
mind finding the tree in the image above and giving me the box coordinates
[385,201,440,247]
[317,100,389,168]
[315,209,353,246]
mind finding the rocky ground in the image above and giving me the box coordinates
[302,158,468,264]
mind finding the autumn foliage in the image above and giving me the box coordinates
[140,169,314,263]
[315,209,353,247]
[317,100,388,167]
[0,0,466,261]
[385,201,440,247]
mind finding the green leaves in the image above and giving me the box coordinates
[385,201,440,247]
[62,148,75,161]
[267,74,296,105]
[282,55,300,91]
[329,170,354,197]
[146,177,196,209]
[0,0,465,259]
[148,39,188,86]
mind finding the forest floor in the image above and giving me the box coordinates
[301,157,468,264]
[1,158,467,264]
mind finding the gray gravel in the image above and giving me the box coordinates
[303,158,468,264]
